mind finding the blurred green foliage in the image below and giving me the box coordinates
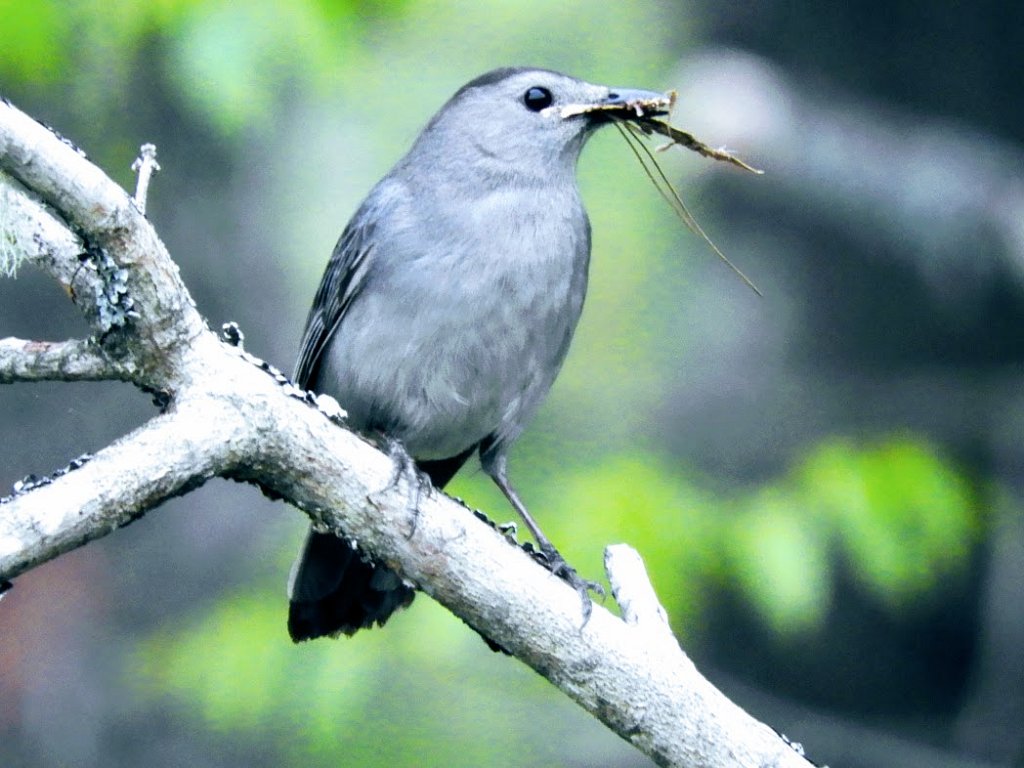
[798,437,977,601]
[737,436,977,632]
[0,0,413,133]
[490,434,977,636]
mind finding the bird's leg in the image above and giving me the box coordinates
[486,455,604,623]
[369,436,434,537]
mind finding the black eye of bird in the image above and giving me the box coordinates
[523,86,553,112]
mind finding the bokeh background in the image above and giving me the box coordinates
[2,2,1022,767]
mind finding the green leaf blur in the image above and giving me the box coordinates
[797,437,977,604]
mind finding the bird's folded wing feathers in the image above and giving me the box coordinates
[294,216,377,388]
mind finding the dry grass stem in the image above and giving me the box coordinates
[613,117,763,296]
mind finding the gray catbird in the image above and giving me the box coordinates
[287,67,668,642]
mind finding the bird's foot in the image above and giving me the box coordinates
[532,542,605,626]
[369,437,434,537]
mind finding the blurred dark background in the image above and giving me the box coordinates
[2,2,1021,766]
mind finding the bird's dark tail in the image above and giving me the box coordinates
[287,447,474,642]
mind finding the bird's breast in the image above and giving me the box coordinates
[321,187,590,458]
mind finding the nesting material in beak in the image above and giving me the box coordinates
[559,91,675,120]
[599,89,764,295]
[561,89,762,174]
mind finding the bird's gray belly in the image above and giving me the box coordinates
[318,258,584,460]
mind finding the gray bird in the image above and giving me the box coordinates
[287,67,668,642]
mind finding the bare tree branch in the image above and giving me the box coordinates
[0,396,230,577]
[0,97,815,768]
[0,337,124,382]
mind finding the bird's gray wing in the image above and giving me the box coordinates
[293,214,377,389]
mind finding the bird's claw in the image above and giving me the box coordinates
[369,437,434,536]
[533,542,605,625]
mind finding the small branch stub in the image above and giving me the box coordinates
[130,143,160,214]
[605,544,677,648]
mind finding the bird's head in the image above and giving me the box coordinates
[406,67,670,183]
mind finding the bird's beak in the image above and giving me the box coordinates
[559,88,674,121]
